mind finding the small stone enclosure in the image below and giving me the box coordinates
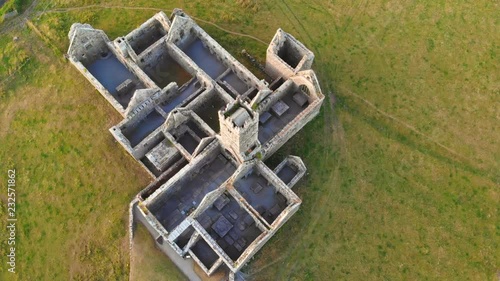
[67,9,324,279]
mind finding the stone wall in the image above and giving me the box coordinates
[67,9,325,279]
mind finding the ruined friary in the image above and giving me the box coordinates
[67,9,323,280]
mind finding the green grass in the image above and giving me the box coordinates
[0,0,29,22]
[0,2,14,22]
[0,0,498,280]
[130,224,186,281]
[0,28,150,280]
[0,36,29,78]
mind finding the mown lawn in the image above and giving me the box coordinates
[0,0,498,280]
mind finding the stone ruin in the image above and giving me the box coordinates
[67,9,323,280]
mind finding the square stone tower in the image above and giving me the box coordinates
[218,99,260,162]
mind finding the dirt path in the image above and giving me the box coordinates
[0,0,39,35]
[338,85,478,167]
[36,4,268,45]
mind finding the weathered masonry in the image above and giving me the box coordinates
[67,9,324,279]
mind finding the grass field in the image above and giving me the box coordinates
[0,0,498,280]
[130,224,186,281]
